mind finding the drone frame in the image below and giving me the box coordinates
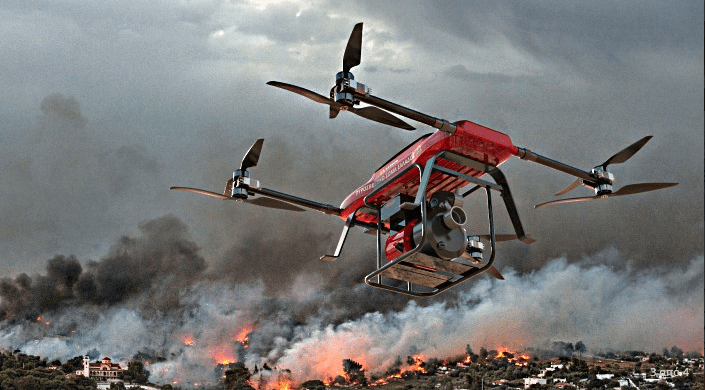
[322,149,532,296]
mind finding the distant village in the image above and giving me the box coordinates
[0,345,702,390]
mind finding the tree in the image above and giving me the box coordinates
[343,358,367,386]
[120,361,150,384]
[574,341,587,357]
[16,376,39,390]
[66,374,98,390]
[62,356,84,374]
[223,362,254,390]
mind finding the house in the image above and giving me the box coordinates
[617,378,640,388]
[524,377,547,388]
[76,356,125,380]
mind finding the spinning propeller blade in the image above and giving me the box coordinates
[554,178,582,196]
[171,138,305,212]
[475,234,533,242]
[266,81,333,105]
[535,182,678,209]
[349,106,415,130]
[244,197,306,212]
[600,135,652,169]
[170,186,305,212]
[171,186,228,200]
[240,138,264,171]
[267,81,414,130]
[549,135,674,201]
[484,266,505,280]
[343,23,363,73]
[459,252,505,280]
[266,23,416,131]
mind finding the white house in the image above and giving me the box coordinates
[524,377,547,388]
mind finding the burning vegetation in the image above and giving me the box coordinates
[213,344,538,389]
[0,215,701,389]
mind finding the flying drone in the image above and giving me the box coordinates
[172,23,677,296]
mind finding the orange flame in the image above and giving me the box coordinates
[323,372,353,387]
[183,336,194,346]
[409,355,427,373]
[494,347,530,366]
[236,325,255,347]
[275,378,293,390]
[209,346,235,365]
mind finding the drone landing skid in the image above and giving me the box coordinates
[354,151,532,297]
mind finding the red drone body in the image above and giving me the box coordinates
[340,120,517,224]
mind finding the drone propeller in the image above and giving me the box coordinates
[536,182,678,209]
[171,139,306,212]
[459,233,531,281]
[475,234,534,242]
[170,187,305,212]
[240,138,264,171]
[544,136,678,207]
[267,23,415,131]
[554,136,654,196]
[343,23,363,74]
[459,252,505,280]
[599,135,652,169]
[267,81,414,130]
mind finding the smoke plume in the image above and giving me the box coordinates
[0,215,701,387]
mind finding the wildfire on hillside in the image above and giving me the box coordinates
[369,355,431,387]
[236,324,255,348]
[495,347,531,366]
[323,372,351,387]
[408,355,428,373]
[210,346,236,365]
[275,378,293,390]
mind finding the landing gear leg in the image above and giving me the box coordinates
[320,213,356,261]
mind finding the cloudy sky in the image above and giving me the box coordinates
[0,0,702,385]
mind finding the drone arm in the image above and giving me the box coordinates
[249,187,342,216]
[516,147,596,183]
[351,92,457,134]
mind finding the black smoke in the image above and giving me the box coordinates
[0,215,205,322]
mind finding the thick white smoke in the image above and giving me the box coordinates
[274,253,703,381]
[2,249,702,386]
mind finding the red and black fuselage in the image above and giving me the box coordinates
[338,119,518,226]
